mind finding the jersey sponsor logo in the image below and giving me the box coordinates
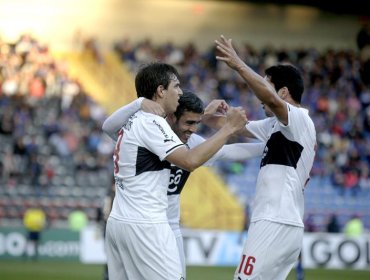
[168,166,190,195]
[152,119,172,141]
[260,131,303,168]
[135,147,171,175]
[164,136,175,143]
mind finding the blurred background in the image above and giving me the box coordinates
[0,0,370,279]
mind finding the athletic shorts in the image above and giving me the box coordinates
[105,217,184,280]
[172,227,186,279]
[234,220,303,280]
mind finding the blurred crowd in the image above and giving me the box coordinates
[0,35,113,224]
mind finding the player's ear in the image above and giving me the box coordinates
[157,85,166,97]
[280,87,289,100]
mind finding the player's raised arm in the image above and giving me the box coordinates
[213,142,265,162]
[215,35,288,124]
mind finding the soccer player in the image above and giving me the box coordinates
[103,90,265,278]
[215,35,317,280]
[103,62,247,280]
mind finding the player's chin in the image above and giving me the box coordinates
[170,103,179,114]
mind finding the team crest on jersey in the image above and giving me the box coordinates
[114,176,124,190]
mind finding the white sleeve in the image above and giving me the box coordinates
[141,115,184,160]
[187,134,264,167]
[279,104,304,140]
[211,142,265,162]
[246,118,274,142]
[102,98,144,141]
[187,134,206,148]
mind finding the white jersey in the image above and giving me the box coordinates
[246,104,316,227]
[167,134,265,229]
[110,110,184,223]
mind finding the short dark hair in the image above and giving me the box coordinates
[135,62,180,99]
[265,64,304,104]
[173,90,204,119]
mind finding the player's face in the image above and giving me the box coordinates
[171,111,202,143]
[163,76,183,114]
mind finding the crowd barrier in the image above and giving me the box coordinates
[1,226,369,270]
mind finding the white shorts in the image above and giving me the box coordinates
[105,217,183,280]
[172,226,186,279]
[234,220,303,280]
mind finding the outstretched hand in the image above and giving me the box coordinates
[215,35,245,71]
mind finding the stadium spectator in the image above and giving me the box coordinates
[68,207,88,231]
[103,62,247,280]
[326,213,341,233]
[344,214,364,237]
[23,206,46,260]
[357,21,370,86]
[84,36,104,64]
[342,167,361,197]
[359,164,370,193]
[304,213,317,233]
[1,150,16,185]
[215,35,316,280]
[102,90,264,277]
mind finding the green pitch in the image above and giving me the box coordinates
[0,261,369,280]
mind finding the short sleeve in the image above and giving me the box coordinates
[246,118,274,142]
[140,115,184,160]
[279,104,307,140]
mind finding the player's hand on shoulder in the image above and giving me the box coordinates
[141,99,165,117]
